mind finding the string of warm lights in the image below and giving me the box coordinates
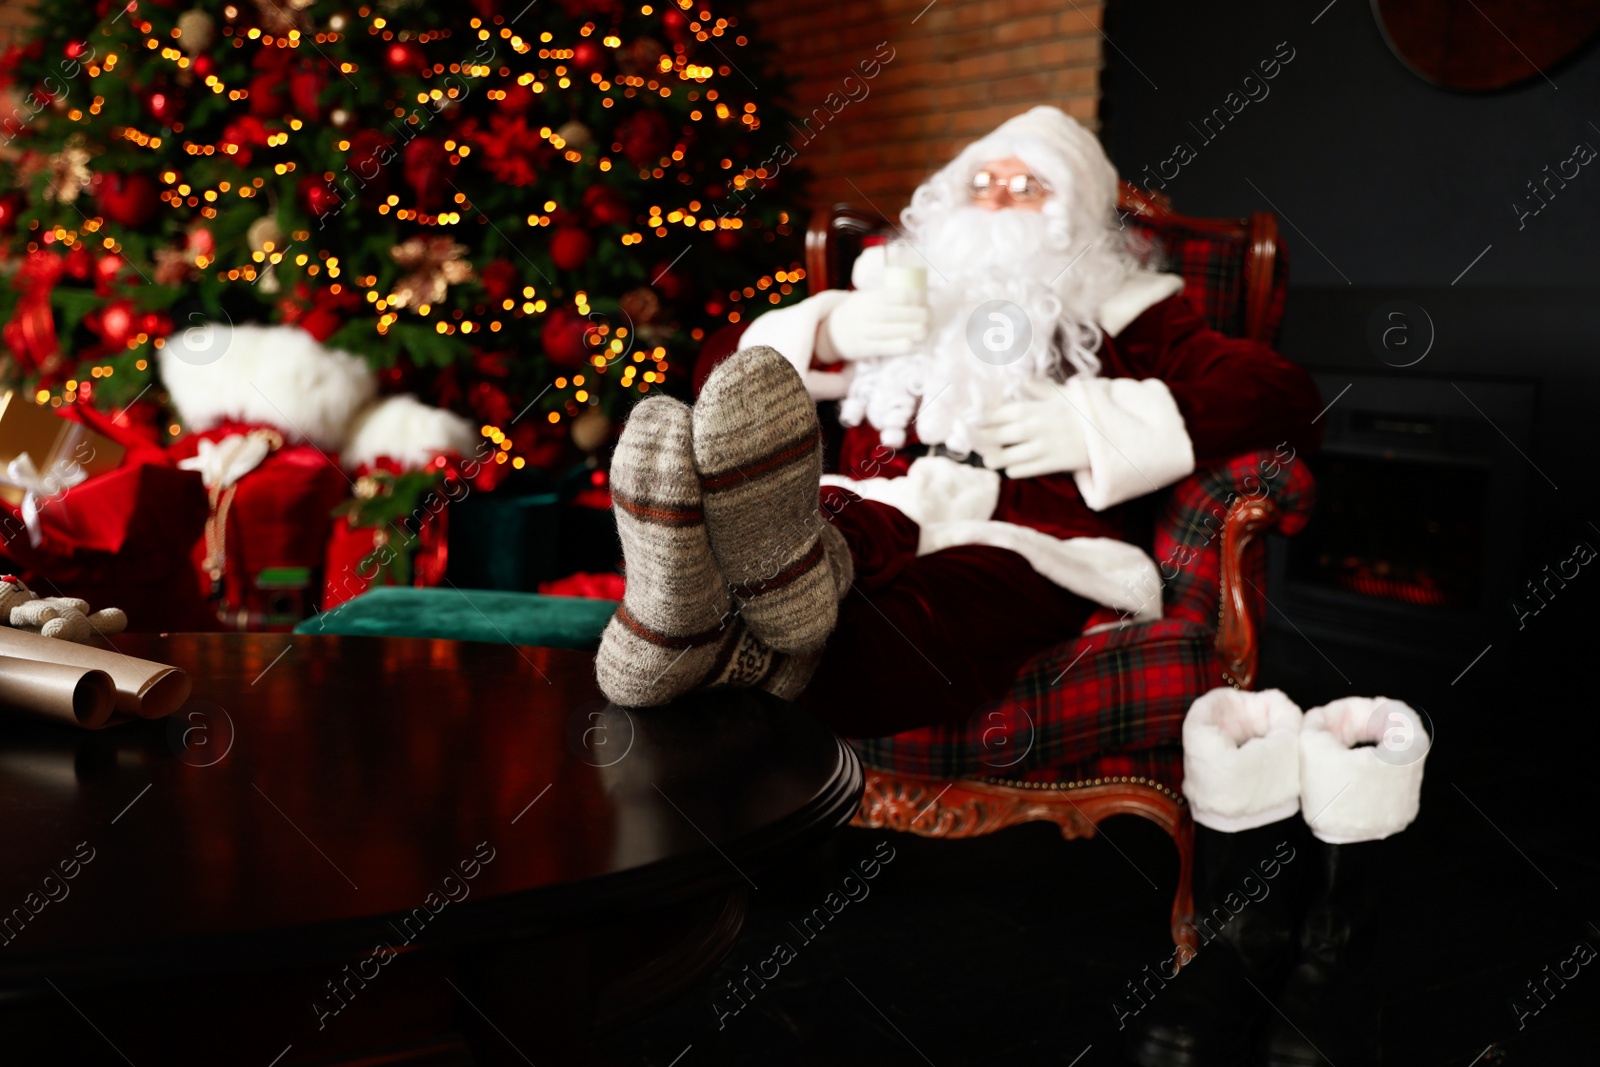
[14,0,805,459]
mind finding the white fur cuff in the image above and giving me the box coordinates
[1067,375,1197,512]
[737,290,853,400]
[1182,687,1304,832]
[1300,697,1429,844]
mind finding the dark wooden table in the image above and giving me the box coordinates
[0,633,861,1066]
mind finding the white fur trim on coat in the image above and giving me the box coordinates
[821,455,1162,620]
[1065,374,1196,512]
[159,323,377,450]
[736,289,854,400]
[1096,272,1185,338]
[1300,697,1429,844]
[822,454,1000,527]
[342,394,479,472]
[920,523,1162,622]
[1182,687,1305,832]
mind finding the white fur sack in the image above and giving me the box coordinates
[1301,696,1429,844]
[1182,687,1304,832]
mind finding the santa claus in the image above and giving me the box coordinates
[594,105,1322,728]
[592,105,1406,1067]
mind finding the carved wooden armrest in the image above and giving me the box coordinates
[1216,494,1282,690]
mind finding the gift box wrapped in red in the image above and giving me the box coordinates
[0,400,214,633]
[159,324,479,627]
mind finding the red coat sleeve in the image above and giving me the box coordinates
[1106,294,1324,465]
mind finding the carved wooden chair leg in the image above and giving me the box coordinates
[1171,806,1198,963]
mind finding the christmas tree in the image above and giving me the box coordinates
[0,0,808,469]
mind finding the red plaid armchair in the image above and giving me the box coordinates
[695,185,1316,953]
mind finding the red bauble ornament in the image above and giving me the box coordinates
[64,41,86,60]
[289,69,327,122]
[652,262,688,301]
[0,192,23,232]
[661,8,689,42]
[299,306,343,342]
[403,136,448,210]
[96,300,138,348]
[144,86,184,125]
[191,53,215,79]
[247,70,289,118]
[142,310,172,340]
[541,306,591,369]
[298,175,342,218]
[581,184,631,227]
[186,226,216,258]
[714,229,741,253]
[571,40,607,73]
[480,258,518,304]
[345,131,393,202]
[385,41,426,77]
[93,253,125,294]
[549,227,594,272]
[95,173,159,227]
[615,110,672,168]
[63,245,92,281]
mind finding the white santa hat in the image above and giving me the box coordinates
[342,394,477,471]
[160,322,376,451]
[160,322,474,471]
[905,106,1121,231]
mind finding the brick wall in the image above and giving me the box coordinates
[745,0,1105,219]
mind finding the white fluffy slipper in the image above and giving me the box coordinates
[1181,687,1304,832]
[1300,696,1430,844]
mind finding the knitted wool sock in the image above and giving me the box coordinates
[701,618,824,702]
[596,396,739,707]
[692,346,853,653]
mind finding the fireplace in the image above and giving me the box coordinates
[1267,372,1537,657]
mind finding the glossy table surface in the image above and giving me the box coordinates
[0,633,860,989]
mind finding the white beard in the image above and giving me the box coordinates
[839,205,1128,455]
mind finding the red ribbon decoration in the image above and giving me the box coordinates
[3,250,67,377]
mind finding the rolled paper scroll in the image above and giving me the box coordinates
[0,628,191,720]
[0,655,117,728]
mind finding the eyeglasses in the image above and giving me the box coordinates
[969,170,1050,201]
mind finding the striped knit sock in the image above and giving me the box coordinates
[596,396,737,707]
[692,346,853,653]
[595,394,832,707]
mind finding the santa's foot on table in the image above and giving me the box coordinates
[692,345,851,653]
[704,619,822,701]
[596,396,738,707]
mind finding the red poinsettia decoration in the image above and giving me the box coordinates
[221,116,272,168]
[468,113,548,188]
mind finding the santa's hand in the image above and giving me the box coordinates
[974,380,1090,479]
[820,289,929,362]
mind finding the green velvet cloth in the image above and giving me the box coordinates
[295,586,617,650]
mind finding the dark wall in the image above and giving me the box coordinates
[1100,0,1598,685]
[1101,0,1600,555]
[1101,0,1600,287]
